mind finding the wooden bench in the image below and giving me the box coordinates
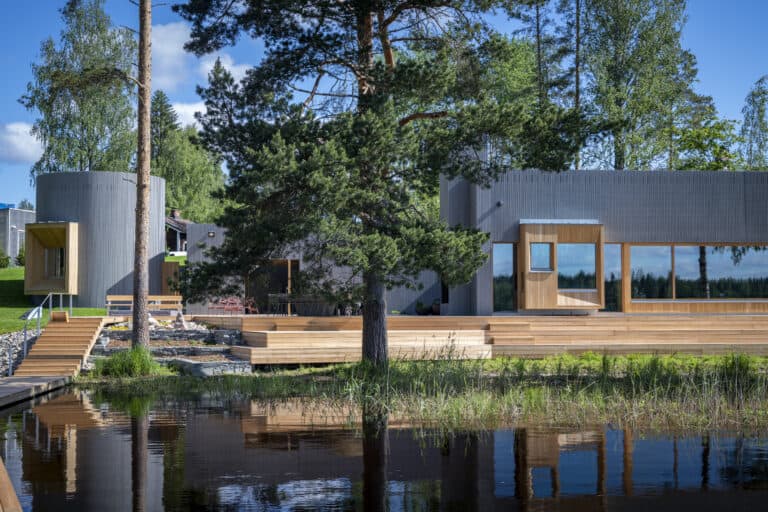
[106,295,183,316]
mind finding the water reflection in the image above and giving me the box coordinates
[0,391,767,511]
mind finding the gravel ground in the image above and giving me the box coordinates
[0,331,35,376]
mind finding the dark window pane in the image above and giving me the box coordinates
[631,246,672,299]
[493,243,516,312]
[675,246,768,299]
[602,244,622,311]
[557,243,597,289]
[530,243,552,271]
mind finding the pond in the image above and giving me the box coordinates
[0,389,767,511]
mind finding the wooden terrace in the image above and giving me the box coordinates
[193,313,768,364]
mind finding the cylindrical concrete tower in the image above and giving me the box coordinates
[35,172,166,307]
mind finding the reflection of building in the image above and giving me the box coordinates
[25,172,166,307]
[6,395,768,510]
[438,170,768,315]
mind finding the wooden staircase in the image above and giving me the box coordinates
[14,317,107,377]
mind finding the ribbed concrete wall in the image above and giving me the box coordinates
[443,170,768,315]
[36,172,166,307]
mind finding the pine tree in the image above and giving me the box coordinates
[175,1,513,365]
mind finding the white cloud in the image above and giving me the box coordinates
[152,22,192,91]
[199,53,250,82]
[172,101,206,128]
[0,123,42,164]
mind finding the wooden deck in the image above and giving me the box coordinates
[197,313,768,363]
[14,317,110,377]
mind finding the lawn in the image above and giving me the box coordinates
[164,255,187,266]
[0,267,105,334]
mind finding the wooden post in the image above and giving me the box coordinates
[621,243,631,312]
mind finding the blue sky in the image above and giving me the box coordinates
[0,0,766,204]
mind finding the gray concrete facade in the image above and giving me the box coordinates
[0,208,35,264]
[35,172,166,307]
[442,170,768,315]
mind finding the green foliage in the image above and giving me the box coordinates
[15,247,24,267]
[675,117,741,170]
[92,347,170,378]
[740,76,768,170]
[584,0,693,170]
[0,250,10,269]
[83,353,768,431]
[20,0,137,179]
[153,125,226,223]
[175,3,505,309]
[17,199,34,211]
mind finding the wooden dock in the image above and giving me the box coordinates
[196,314,768,363]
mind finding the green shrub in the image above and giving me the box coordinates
[15,247,24,267]
[92,347,170,378]
[0,250,10,269]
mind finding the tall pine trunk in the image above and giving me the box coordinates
[535,4,545,107]
[357,7,388,366]
[132,0,151,348]
[362,271,388,365]
[574,0,581,170]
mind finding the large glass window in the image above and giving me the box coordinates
[603,244,622,311]
[493,243,516,311]
[530,243,552,271]
[557,243,597,289]
[630,246,672,299]
[675,246,768,299]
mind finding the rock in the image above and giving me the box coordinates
[173,311,189,330]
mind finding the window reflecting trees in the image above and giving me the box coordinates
[493,243,516,312]
[603,244,622,311]
[630,246,672,299]
[557,243,597,289]
[675,246,768,299]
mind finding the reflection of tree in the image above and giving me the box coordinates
[362,404,388,512]
[493,275,516,311]
[604,272,621,311]
[558,270,596,289]
[131,415,149,512]
[631,271,672,299]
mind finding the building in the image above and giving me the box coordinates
[436,170,768,315]
[177,169,768,317]
[165,208,190,253]
[24,172,166,307]
[0,205,35,265]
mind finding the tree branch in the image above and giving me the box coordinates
[398,111,449,126]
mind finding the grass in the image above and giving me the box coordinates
[91,347,173,378]
[80,353,768,434]
[164,255,187,266]
[0,267,106,334]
